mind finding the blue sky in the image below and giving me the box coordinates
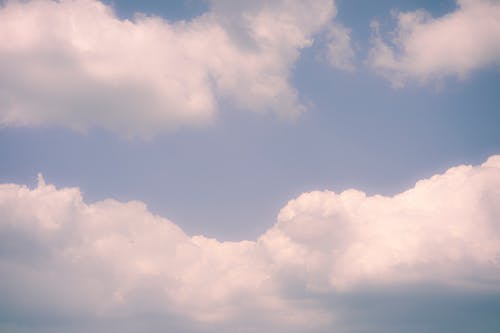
[0,0,500,332]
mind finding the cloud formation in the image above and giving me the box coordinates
[324,23,355,71]
[1,156,500,332]
[0,0,335,136]
[368,0,500,86]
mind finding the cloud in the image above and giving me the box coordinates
[368,0,500,86]
[323,23,355,71]
[1,157,500,332]
[0,0,335,137]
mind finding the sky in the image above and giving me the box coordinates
[0,0,499,332]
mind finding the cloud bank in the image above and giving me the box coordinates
[369,0,500,86]
[0,0,335,136]
[1,156,500,332]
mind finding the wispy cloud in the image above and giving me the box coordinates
[324,23,356,71]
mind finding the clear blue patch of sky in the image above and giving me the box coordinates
[103,0,208,21]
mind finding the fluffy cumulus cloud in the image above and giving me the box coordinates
[1,156,500,332]
[0,0,335,137]
[368,0,500,86]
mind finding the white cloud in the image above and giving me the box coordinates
[0,0,335,137]
[368,0,500,86]
[266,155,500,291]
[1,157,500,331]
[324,23,355,71]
